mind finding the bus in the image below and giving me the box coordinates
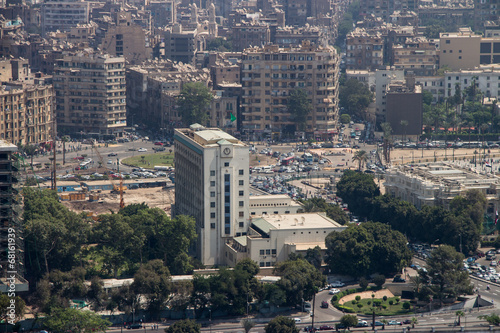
[281,156,295,166]
[303,153,313,162]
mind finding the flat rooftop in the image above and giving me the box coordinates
[0,140,17,151]
[253,213,343,233]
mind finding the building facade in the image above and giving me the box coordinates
[240,42,340,141]
[346,29,384,71]
[41,0,90,35]
[392,37,439,76]
[53,54,126,137]
[444,65,500,98]
[174,125,249,266]
[385,78,423,136]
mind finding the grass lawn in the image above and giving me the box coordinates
[122,152,174,169]
[343,296,414,316]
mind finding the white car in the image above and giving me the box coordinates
[329,288,340,295]
[330,281,345,287]
[107,159,113,164]
[138,148,147,152]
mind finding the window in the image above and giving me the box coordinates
[266,249,271,255]
[210,212,215,218]
[210,181,215,186]
[481,43,492,53]
[239,190,244,196]
[210,202,216,207]
[239,169,244,175]
[239,180,244,186]
[224,162,229,167]
[211,223,215,229]
[239,211,244,217]
[272,249,276,254]
[445,40,450,44]
[239,201,244,207]
[259,262,265,267]
[260,250,265,255]
[210,191,215,197]
[239,222,244,228]
[210,170,215,176]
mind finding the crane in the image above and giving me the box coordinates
[90,140,125,209]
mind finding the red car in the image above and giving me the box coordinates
[320,325,334,330]
[154,142,163,146]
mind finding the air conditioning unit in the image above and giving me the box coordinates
[263,256,266,258]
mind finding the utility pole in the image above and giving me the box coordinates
[51,119,57,191]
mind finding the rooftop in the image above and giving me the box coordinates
[252,212,343,233]
[0,140,18,152]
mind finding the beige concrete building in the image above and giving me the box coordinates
[53,54,126,137]
[241,42,340,141]
[393,37,439,76]
[441,28,500,70]
[41,0,90,35]
[224,212,346,267]
[346,28,384,71]
[384,163,500,214]
[249,194,303,216]
[444,65,500,99]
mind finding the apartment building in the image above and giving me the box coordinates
[163,24,205,64]
[41,0,90,35]
[415,75,445,103]
[346,28,384,71]
[385,163,500,212]
[440,28,500,70]
[375,68,404,124]
[240,42,340,141]
[474,0,499,31]
[0,141,28,292]
[392,37,439,76]
[174,124,249,266]
[53,54,126,137]
[444,65,500,98]
[230,23,271,52]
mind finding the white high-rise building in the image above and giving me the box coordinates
[174,124,249,266]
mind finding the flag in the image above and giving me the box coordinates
[495,210,498,225]
[230,112,236,122]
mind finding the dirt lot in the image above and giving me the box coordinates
[61,187,174,216]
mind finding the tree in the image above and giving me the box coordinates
[336,170,380,217]
[478,314,500,326]
[373,274,386,288]
[340,114,351,124]
[455,310,465,326]
[380,122,392,164]
[132,260,171,318]
[176,82,213,126]
[274,257,325,305]
[423,245,472,304]
[359,277,369,289]
[0,294,25,322]
[288,89,312,132]
[340,314,358,330]
[241,319,255,333]
[264,316,299,333]
[304,246,323,270]
[43,308,110,333]
[165,319,201,333]
[206,38,232,52]
[352,150,368,171]
[339,79,373,118]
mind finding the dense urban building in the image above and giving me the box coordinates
[174,124,250,266]
[240,42,340,141]
[346,28,384,71]
[392,37,439,75]
[385,76,423,136]
[41,0,90,35]
[53,53,126,137]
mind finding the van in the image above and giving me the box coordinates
[293,318,301,324]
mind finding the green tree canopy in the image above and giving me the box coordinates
[288,89,312,132]
[43,308,110,333]
[176,82,213,126]
[264,316,299,333]
[339,78,373,118]
[165,319,200,333]
[132,259,171,318]
[274,257,325,305]
[336,170,380,217]
[340,314,359,330]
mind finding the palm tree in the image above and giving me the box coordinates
[381,122,392,164]
[455,310,465,326]
[241,319,255,333]
[62,135,70,165]
[352,150,368,171]
[400,120,408,143]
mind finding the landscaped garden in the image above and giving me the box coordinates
[122,151,174,168]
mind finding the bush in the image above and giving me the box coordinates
[373,274,386,288]
[389,300,394,306]
[395,297,400,304]
[339,306,355,313]
[382,304,387,309]
[332,295,338,302]
[357,303,363,308]
[373,300,382,307]
[355,296,361,301]
[403,301,411,310]
[383,295,388,301]
[351,300,357,305]
[367,301,371,305]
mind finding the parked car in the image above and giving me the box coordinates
[108,152,117,156]
[138,148,148,152]
[393,276,406,283]
[127,324,142,329]
[330,281,345,287]
[319,325,334,330]
[356,321,369,327]
[329,288,340,295]
[388,320,401,325]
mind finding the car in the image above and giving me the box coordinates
[154,142,163,146]
[402,319,412,325]
[491,261,498,267]
[388,320,401,325]
[393,276,406,283]
[356,321,369,327]
[108,152,117,156]
[330,281,345,287]
[138,148,147,152]
[337,163,345,167]
[293,318,301,324]
[372,321,384,327]
[128,148,136,151]
[304,326,319,332]
[127,324,142,329]
[107,159,113,164]
[319,325,334,330]
[321,301,329,308]
[329,288,340,295]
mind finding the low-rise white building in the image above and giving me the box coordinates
[224,212,346,267]
[249,194,303,216]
